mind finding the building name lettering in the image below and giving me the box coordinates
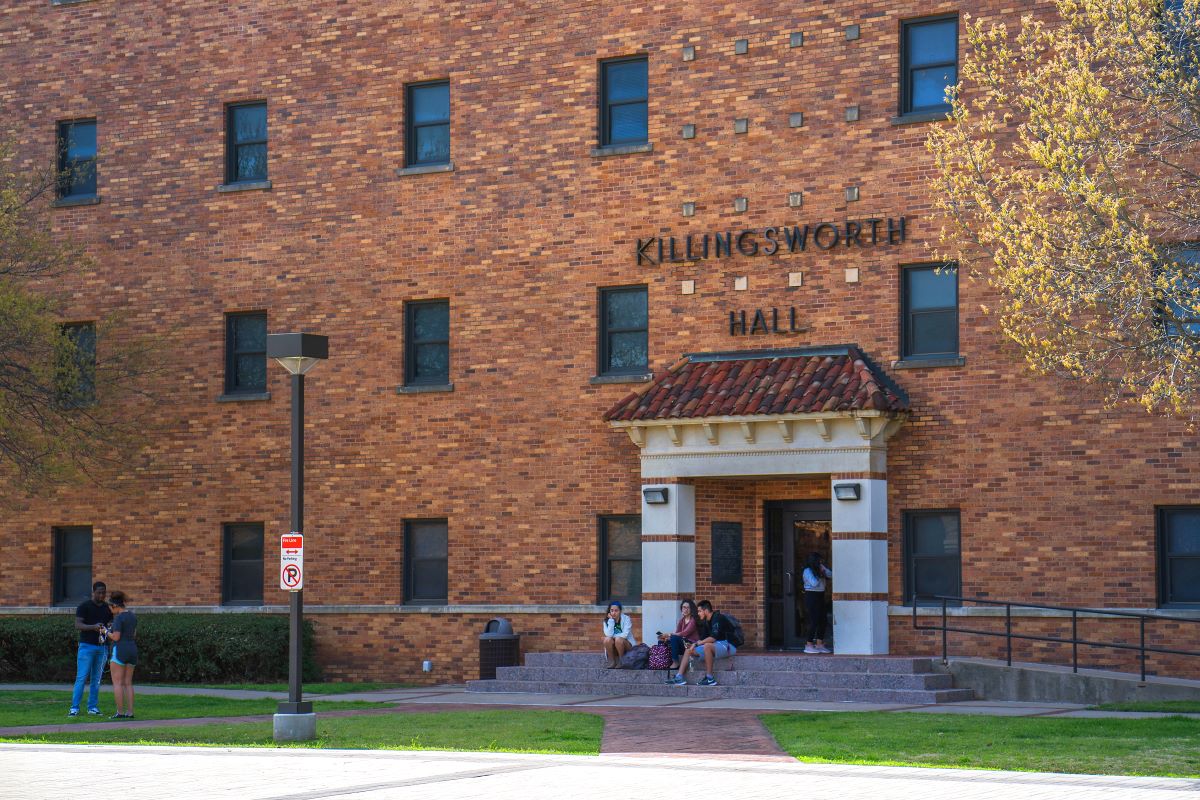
[729,307,809,336]
[636,216,907,266]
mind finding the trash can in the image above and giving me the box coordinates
[479,617,520,680]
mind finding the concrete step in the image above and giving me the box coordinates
[522,652,938,674]
[494,665,955,690]
[465,678,974,704]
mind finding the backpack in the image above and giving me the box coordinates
[647,643,671,670]
[617,642,651,670]
[721,612,746,648]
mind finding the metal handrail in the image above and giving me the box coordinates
[911,595,1200,681]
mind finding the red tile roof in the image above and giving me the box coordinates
[603,346,909,422]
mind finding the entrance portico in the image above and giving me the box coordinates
[604,346,908,654]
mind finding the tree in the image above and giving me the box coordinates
[928,0,1200,413]
[0,136,159,495]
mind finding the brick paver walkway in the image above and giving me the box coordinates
[596,706,792,760]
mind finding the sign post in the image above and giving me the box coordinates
[281,533,304,591]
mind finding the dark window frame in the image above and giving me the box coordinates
[598,514,642,605]
[225,101,268,184]
[900,14,959,116]
[1158,246,1200,340]
[57,321,97,408]
[900,263,959,360]
[56,118,97,199]
[597,285,649,376]
[224,311,268,395]
[598,56,649,147]
[1157,506,1200,608]
[903,509,962,606]
[52,526,93,606]
[404,518,449,604]
[222,522,265,606]
[405,80,451,168]
[404,299,451,386]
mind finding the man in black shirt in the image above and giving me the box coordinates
[669,599,738,687]
[69,581,112,716]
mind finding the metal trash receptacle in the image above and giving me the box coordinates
[479,618,520,680]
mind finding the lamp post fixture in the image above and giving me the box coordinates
[266,332,328,743]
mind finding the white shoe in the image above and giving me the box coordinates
[803,644,820,654]
[816,645,832,654]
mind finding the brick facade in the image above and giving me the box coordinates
[2,0,1198,682]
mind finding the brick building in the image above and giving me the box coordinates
[2,0,1197,682]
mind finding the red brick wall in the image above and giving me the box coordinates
[2,0,1198,682]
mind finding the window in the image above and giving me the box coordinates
[53,526,92,605]
[404,300,450,386]
[598,286,648,376]
[223,522,264,605]
[1161,248,1200,340]
[405,519,448,603]
[225,312,268,394]
[57,322,96,407]
[901,16,958,115]
[56,119,97,199]
[599,515,641,604]
[1158,507,1200,607]
[225,102,268,184]
[904,511,962,605]
[405,81,450,167]
[901,264,958,360]
[599,57,648,146]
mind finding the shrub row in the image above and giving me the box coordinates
[0,614,320,684]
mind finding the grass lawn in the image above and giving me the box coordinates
[0,690,389,727]
[155,682,414,695]
[0,710,603,755]
[1089,700,1200,714]
[762,712,1200,777]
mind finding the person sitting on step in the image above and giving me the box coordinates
[657,598,699,670]
[601,601,637,668]
[669,600,735,686]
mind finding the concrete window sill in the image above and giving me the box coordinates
[51,195,100,208]
[892,356,966,370]
[51,0,94,5]
[397,383,454,394]
[891,110,951,126]
[396,162,455,176]
[217,180,272,193]
[217,392,271,403]
[591,143,653,158]
[590,373,653,385]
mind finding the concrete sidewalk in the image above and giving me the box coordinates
[3,744,1197,800]
[4,682,1199,718]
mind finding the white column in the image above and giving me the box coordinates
[639,483,696,643]
[830,477,889,654]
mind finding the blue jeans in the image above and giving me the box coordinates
[71,643,107,712]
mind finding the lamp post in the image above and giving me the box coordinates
[266,332,328,743]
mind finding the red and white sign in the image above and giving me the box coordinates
[280,533,304,591]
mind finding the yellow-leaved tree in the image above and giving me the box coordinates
[929,0,1200,412]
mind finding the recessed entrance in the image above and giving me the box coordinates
[765,500,832,650]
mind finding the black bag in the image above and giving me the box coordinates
[722,613,746,648]
[617,642,651,669]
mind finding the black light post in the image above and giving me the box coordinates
[266,332,328,743]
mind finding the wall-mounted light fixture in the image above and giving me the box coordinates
[642,486,670,504]
[833,482,861,501]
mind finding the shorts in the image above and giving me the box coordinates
[111,652,137,667]
[692,641,736,660]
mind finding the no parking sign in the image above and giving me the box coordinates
[280,533,303,591]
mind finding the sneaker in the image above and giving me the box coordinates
[698,675,717,686]
[67,709,79,717]
[816,645,832,654]
[803,644,820,654]
[109,713,124,720]
[87,709,102,716]
[669,674,687,686]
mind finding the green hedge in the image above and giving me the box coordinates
[0,614,320,684]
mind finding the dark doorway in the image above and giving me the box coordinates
[765,500,832,649]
